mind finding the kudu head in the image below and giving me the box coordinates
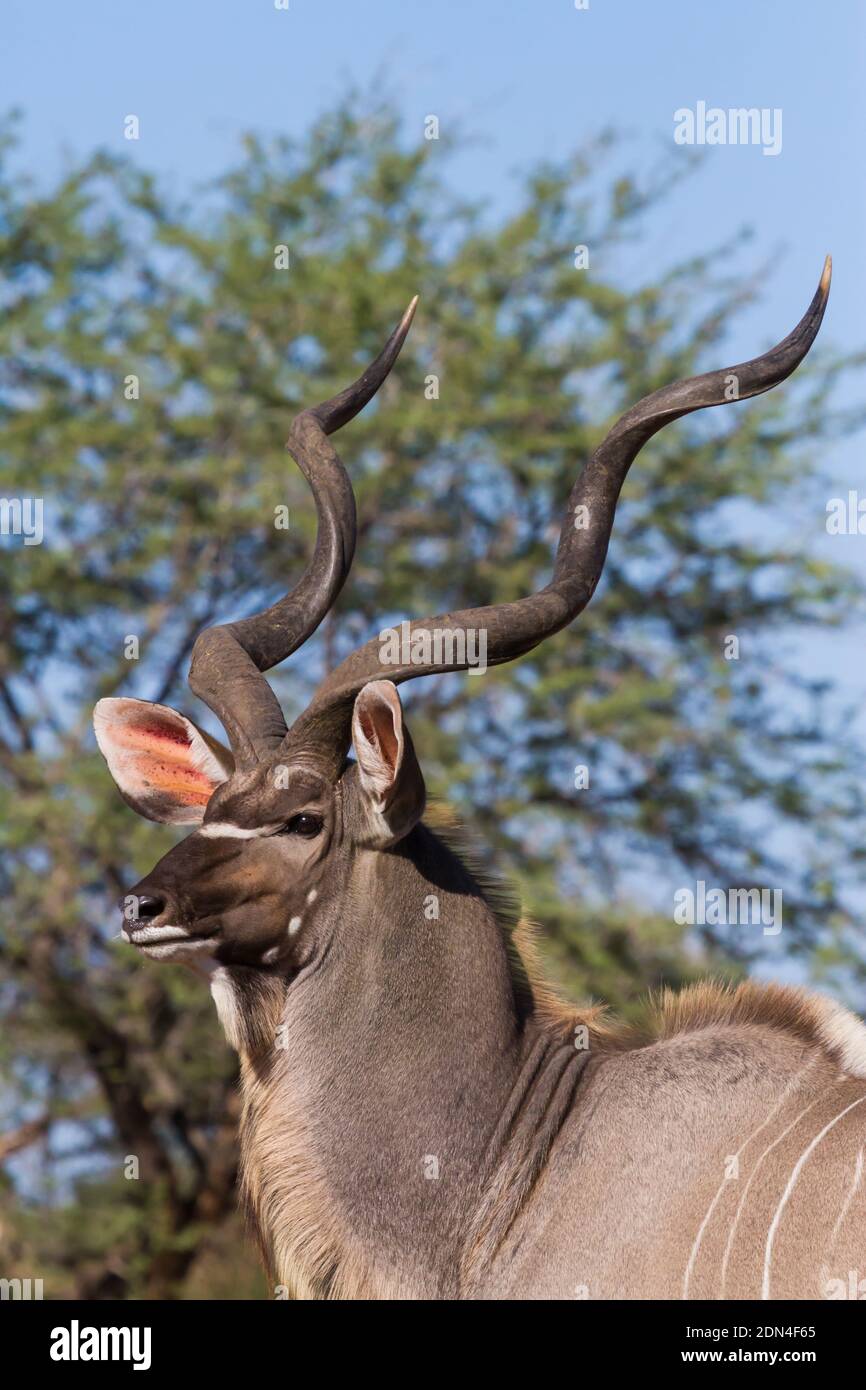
[94,263,831,987]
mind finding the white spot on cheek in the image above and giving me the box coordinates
[288,916,302,936]
[306,889,318,904]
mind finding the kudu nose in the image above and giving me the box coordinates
[129,894,166,923]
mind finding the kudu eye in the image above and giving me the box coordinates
[283,813,323,838]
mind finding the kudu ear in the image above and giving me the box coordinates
[351,681,425,846]
[93,697,233,825]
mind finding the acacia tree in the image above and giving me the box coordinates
[0,98,864,1297]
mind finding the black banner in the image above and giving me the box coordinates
[3,1299,862,1375]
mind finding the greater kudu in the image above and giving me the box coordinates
[95,258,866,1300]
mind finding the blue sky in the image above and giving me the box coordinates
[5,0,862,339]
[3,0,865,717]
[5,0,864,686]
[5,0,862,368]
[5,6,863,437]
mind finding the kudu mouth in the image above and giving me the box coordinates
[123,921,221,960]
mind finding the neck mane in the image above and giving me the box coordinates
[218,813,866,1300]
[229,813,582,1298]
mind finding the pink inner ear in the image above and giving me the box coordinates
[107,718,216,806]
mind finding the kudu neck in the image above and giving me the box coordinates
[237,819,550,1298]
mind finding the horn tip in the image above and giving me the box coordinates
[820,254,832,294]
[402,294,420,328]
